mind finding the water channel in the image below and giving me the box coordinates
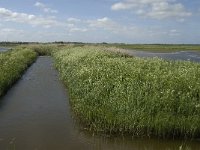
[0,56,199,149]
[0,47,10,52]
[117,49,200,62]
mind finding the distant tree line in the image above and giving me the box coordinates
[0,41,40,46]
[1,41,199,46]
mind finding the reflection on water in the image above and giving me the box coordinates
[113,49,200,62]
[132,51,200,62]
[75,129,200,150]
[0,56,199,150]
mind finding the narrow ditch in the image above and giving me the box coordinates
[0,56,89,149]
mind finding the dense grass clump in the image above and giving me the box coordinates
[54,46,200,138]
[30,44,76,56]
[30,45,58,56]
[0,48,37,97]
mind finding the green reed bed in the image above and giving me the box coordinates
[0,48,37,97]
[30,45,56,56]
[54,46,200,138]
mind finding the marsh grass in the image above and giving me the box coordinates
[30,45,56,56]
[29,44,77,56]
[2,44,200,139]
[0,48,37,97]
[54,46,200,138]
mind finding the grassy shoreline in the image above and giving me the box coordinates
[0,48,37,97]
[54,46,200,138]
[2,43,200,53]
[1,45,200,139]
[105,44,200,53]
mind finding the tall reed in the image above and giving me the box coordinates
[54,46,200,138]
[0,48,37,97]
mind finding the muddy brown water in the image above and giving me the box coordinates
[0,56,200,150]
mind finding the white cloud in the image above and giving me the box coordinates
[168,29,180,36]
[35,2,45,8]
[0,7,62,28]
[0,28,24,34]
[111,2,136,10]
[87,17,147,38]
[87,17,124,33]
[86,17,184,42]
[66,23,75,28]
[35,2,58,13]
[67,17,81,22]
[69,27,88,32]
[65,18,88,32]
[111,0,192,20]
[147,2,192,19]
[0,28,25,41]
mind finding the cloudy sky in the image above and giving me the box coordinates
[0,0,200,43]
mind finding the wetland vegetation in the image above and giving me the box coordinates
[0,48,37,97]
[1,44,200,139]
[54,46,200,138]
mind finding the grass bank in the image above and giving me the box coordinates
[54,46,200,138]
[0,48,37,97]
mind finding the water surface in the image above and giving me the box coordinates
[0,47,10,52]
[116,49,200,62]
[0,56,199,150]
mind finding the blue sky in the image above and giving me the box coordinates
[0,0,200,43]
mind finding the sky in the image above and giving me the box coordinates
[0,0,200,44]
